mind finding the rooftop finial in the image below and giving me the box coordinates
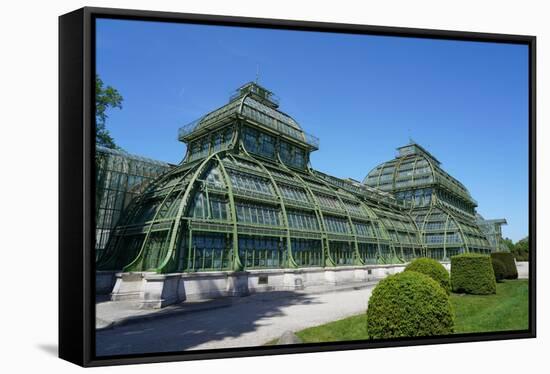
[255,63,260,84]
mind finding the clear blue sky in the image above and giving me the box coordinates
[96,18,529,241]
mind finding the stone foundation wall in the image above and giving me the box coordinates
[107,264,409,309]
[104,260,525,309]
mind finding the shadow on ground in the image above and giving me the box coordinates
[36,344,58,357]
[96,291,321,357]
[96,294,111,304]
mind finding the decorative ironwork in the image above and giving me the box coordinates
[97,83,507,273]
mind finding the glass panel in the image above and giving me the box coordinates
[354,221,375,237]
[228,170,275,196]
[379,244,392,261]
[315,193,342,210]
[427,248,444,260]
[238,235,285,269]
[291,238,322,267]
[235,202,280,226]
[358,242,378,264]
[188,233,231,271]
[142,231,169,270]
[330,241,354,265]
[324,216,351,234]
[287,210,319,231]
[95,147,169,261]
[279,184,309,203]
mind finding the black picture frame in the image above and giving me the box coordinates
[59,6,536,367]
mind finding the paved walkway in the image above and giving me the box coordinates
[96,285,374,356]
[517,261,529,279]
[95,297,234,330]
[96,263,530,356]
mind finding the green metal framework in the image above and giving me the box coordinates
[95,146,171,262]
[476,214,508,252]
[97,82,503,273]
[364,143,502,260]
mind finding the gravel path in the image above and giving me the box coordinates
[96,286,374,356]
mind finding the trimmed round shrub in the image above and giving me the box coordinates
[367,271,454,339]
[490,252,518,279]
[405,257,451,294]
[451,253,496,295]
[491,258,507,282]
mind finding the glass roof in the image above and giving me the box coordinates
[96,145,171,167]
[364,142,476,205]
[177,82,319,150]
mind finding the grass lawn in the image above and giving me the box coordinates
[451,279,529,333]
[293,280,528,343]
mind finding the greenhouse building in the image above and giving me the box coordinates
[96,82,507,307]
[363,143,501,259]
[95,146,172,262]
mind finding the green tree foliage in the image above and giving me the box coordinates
[404,257,451,294]
[96,75,123,149]
[490,252,518,279]
[491,258,507,282]
[502,237,514,251]
[367,271,454,339]
[510,237,529,261]
[451,254,496,295]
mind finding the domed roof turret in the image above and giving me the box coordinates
[177,82,318,150]
[363,142,476,206]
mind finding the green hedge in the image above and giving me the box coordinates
[367,271,454,339]
[405,257,450,294]
[491,258,507,282]
[490,252,518,279]
[451,253,496,295]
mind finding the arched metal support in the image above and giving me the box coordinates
[421,198,436,258]
[309,174,363,266]
[98,165,183,269]
[442,212,451,260]
[276,156,335,267]
[439,204,470,254]
[239,147,297,268]
[409,211,426,258]
[374,204,402,264]
[213,154,243,271]
[156,151,228,273]
[121,166,195,272]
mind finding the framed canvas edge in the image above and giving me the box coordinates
[59,7,85,367]
[58,6,537,368]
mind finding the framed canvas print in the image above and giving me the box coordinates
[59,6,536,367]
